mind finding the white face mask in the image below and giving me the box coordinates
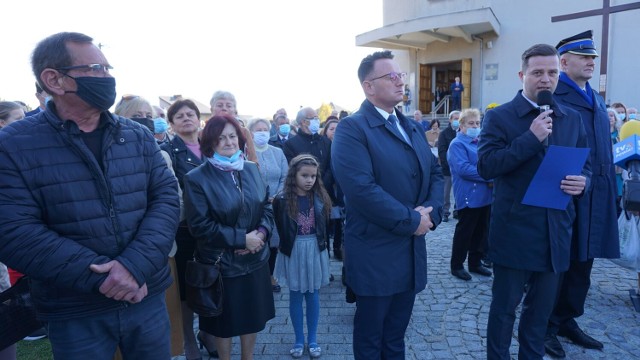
[617,113,626,122]
[309,119,320,134]
[252,131,270,146]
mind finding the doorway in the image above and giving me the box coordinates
[418,59,471,115]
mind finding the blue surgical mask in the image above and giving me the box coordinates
[630,113,637,121]
[252,130,270,147]
[279,123,291,136]
[451,120,460,130]
[153,118,168,134]
[64,75,116,111]
[309,119,320,134]
[617,113,626,122]
[466,127,481,138]
[213,150,243,163]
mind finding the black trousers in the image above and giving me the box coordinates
[487,265,561,360]
[353,289,415,360]
[450,206,490,270]
[547,258,595,334]
[329,218,343,251]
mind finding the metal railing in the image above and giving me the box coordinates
[431,95,450,119]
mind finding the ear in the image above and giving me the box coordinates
[559,57,568,71]
[362,81,375,97]
[40,69,66,96]
[518,71,524,82]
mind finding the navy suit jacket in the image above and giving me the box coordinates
[331,99,444,296]
[477,91,591,273]
[554,80,620,260]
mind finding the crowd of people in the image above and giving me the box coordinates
[0,29,636,360]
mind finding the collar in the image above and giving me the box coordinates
[520,92,540,110]
[374,106,398,122]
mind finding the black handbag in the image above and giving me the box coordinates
[185,252,224,317]
[0,276,43,350]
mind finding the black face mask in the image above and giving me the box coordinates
[129,117,155,132]
[64,75,116,111]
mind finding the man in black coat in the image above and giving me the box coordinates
[478,43,590,359]
[437,110,460,222]
[544,30,620,358]
[283,107,332,187]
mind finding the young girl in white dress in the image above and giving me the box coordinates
[273,154,332,358]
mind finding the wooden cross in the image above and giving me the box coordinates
[552,0,640,101]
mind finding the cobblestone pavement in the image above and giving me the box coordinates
[176,217,640,359]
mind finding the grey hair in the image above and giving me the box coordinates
[448,110,461,119]
[296,107,314,125]
[248,118,271,132]
[209,90,237,108]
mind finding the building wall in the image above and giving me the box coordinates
[378,0,640,110]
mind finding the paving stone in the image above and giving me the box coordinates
[172,214,640,359]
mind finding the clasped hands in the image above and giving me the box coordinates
[414,206,434,236]
[90,260,147,304]
[235,230,265,256]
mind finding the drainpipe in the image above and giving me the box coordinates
[472,35,484,111]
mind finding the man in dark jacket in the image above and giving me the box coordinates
[0,32,180,359]
[283,107,332,187]
[332,50,443,360]
[544,30,620,358]
[437,111,460,222]
[478,43,590,359]
[268,113,293,149]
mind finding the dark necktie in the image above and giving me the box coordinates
[388,114,398,124]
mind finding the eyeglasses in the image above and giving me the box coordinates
[56,64,113,74]
[305,116,320,121]
[367,71,407,82]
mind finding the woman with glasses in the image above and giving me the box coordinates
[248,118,288,293]
[184,115,275,360]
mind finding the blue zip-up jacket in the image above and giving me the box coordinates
[447,132,493,210]
[0,104,180,320]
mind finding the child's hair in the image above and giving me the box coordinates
[283,154,332,219]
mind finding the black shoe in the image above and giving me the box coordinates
[329,274,335,282]
[442,216,449,222]
[469,265,492,277]
[481,258,493,268]
[544,334,566,358]
[334,248,343,261]
[451,268,472,281]
[452,210,459,219]
[272,284,281,293]
[558,327,603,350]
[197,331,219,358]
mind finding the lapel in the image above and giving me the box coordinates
[556,81,593,111]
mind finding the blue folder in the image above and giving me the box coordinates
[521,145,590,210]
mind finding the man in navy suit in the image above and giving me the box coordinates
[477,44,590,359]
[332,50,443,359]
[544,30,620,358]
[450,77,464,111]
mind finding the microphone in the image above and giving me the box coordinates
[614,120,640,210]
[537,90,554,147]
